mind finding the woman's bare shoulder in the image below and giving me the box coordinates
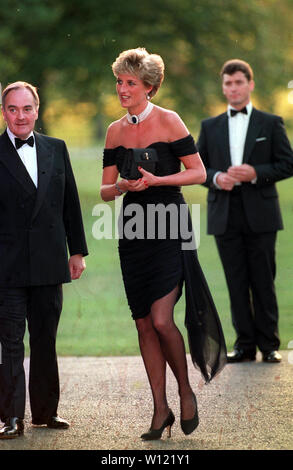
[105,117,126,148]
[155,105,189,141]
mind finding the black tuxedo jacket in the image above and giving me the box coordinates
[0,130,88,287]
[197,108,293,235]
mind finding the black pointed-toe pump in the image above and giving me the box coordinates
[180,393,199,435]
[141,410,175,440]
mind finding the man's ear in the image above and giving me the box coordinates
[1,105,6,122]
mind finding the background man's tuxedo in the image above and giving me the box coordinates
[197,108,293,354]
[0,130,88,422]
[198,108,293,235]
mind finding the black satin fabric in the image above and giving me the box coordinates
[103,135,226,382]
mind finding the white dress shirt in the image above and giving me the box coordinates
[7,127,38,187]
[213,101,254,188]
[228,101,252,167]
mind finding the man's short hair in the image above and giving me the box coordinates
[220,59,253,81]
[2,81,40,108]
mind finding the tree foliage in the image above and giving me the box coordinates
[0,0,292,133]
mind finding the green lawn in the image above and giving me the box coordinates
[26,145,293,356]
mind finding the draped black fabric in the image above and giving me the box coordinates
[102,135,227,382]
[182,249,227,382]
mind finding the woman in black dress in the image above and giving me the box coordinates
[101,48,226,440]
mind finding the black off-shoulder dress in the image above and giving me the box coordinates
[103,135,226,382]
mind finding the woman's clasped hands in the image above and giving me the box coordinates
[120,167,159,192]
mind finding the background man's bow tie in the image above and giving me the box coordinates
[230,107,247,117]
[15,136,34,149]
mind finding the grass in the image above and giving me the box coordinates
[25,144,293,356]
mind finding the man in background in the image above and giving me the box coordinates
[197,59,293,364]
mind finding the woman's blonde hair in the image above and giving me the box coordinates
[112,48,165,98]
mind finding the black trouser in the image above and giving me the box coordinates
[215,191,280,354]
[0,285,63,422]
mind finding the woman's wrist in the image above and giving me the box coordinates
[115,181,125,195]
[153,175,163,186]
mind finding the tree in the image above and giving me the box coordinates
[0,0,292,133]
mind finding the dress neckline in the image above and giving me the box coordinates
[105,134,192,151]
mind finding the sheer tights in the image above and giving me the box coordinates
[135,286,196,429]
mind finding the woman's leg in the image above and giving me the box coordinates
[136,286,195,429]
[150,287,195,421]
[135,314,169,429]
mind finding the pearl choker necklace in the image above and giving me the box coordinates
[126,101,154,125]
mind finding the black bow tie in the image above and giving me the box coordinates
[230,107,247,117]
[15,136,34,149]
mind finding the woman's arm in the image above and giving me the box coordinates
[138,153,206,187]
[100,165,122,202]
[100,123,149,201]
[101,167,152,201]
[139,110,206,187]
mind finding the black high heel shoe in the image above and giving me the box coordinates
[180,393,199,435]
[141,410,175,440]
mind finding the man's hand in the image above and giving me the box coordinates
[216,172,238,191]
[69,254,86,280]
[227,164,257,182]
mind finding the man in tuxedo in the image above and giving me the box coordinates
[0,81,88,438]
[197,59,293,364]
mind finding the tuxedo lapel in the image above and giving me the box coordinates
[243,108,263,163]
[217,113,231,168]
[0,131,36,195]
[31,132,54,222]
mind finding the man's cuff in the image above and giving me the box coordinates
[213,171,222,189]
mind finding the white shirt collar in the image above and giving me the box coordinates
[6,127,34,148]
[227,101,253,118]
